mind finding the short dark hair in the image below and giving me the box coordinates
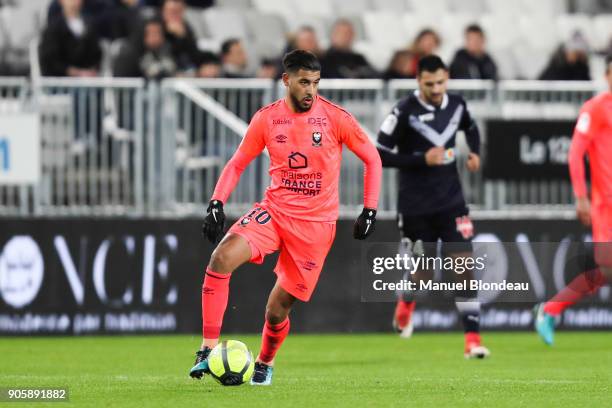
[465,24,484,36]
[417,55,447,75]
[282,49,321,74]
[197,51,220,66]
[220,38,240,56]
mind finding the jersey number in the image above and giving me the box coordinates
[246,207,272,224]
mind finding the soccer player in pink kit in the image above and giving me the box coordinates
[535,55,612,345]
[189,50,382,385]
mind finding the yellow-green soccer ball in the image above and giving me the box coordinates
[207,340,254,386]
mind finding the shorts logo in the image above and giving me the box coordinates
[295,283,308,292]
[240,217,251,226]
[288,152,308,169]
[308,117,327,127]
[272,118,293,125]
[275,134,287,143]
[455,216,474,239]
[312,132,322,147]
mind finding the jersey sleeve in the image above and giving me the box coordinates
[339,113,382,209]
[211,110,266,202]
[376,104,427,168]
[569,102,597,199]
[237,110,267,156]
[459,100,481,155]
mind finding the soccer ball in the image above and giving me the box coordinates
[207,340,254,386]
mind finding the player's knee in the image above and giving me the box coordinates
[208,234,251,273]
[208,246,234,274]
[265,304,291,325]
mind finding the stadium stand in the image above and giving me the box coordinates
[332,0,371,15]
[0,0,610,79]
[0,0,610,216]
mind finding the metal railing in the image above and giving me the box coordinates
[159,79,270,216]
[0,78,31,216]
[1,77,604,218]
[35,77,145,216]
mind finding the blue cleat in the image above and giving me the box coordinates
[534,303,555,346]
[250,362,273,386]
[189,348,211,379]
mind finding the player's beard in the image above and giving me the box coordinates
[426,93,443,107]
[290,92,313,113]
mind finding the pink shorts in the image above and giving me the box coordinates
[228,203,336,301]
[592,203,612,267]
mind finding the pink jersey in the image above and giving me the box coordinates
[569,92,612,206]
[212,96,382,222]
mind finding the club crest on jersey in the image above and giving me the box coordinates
[455,216,474,239]
[443,148,456,164]
[312,132,322,147]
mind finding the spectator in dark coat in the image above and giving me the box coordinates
[383,49,416,80]
[450,24,498,80]
[273,26,322,78]
[539,32,591,81]
[220,38,251,78]
[143,0,212,7]
[48,0,129,40]
[321,19,378,79]
[408,28,441,76]
[109,0,143,40]
[284,26,322,56]
[113,16,176,79]
[196,51,221,78]
[39,0,102,77]
[162,0,200,73]
[47,0,109,26]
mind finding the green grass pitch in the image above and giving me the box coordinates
[1,332,611,407]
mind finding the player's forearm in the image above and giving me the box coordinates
[568,134,589,198]
[376,146,427,168]
[465,127,481,155]
[352,141,382,208]
[211,150,256,203]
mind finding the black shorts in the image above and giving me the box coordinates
[398,205,473,254]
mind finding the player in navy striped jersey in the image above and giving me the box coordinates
[377,55,490,358]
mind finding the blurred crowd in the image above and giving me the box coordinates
[2,0,611,81]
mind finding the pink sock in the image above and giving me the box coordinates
[258,318,290,364]
[544,268,607,316]
[202,267,231,339]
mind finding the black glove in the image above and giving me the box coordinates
[202,200,226,243]
[353,207,377,240]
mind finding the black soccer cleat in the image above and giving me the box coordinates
[250,362,273,386]
[189,347,212,379]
